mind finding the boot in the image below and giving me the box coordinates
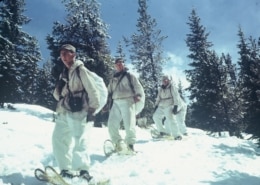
[79,170,93,182]
[128,144,134,151]
[174,136,182,140]
[60,170,74,179]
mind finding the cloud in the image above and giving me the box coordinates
[163,52,190,89]
[127,60,189,90]
[163,66,190,89]
[127,52,190,89]
[166,52,185,66]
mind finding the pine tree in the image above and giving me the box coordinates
[223,53,237,87]
[177,80,192,128]
[115,41,126,61]
[177,80,186,100]
[0,0,41,105]
[124,0,167,123]
[237,28,260,144]
[185,9,244,136]
[217,53,244,137]
[35,60,56,110]
[185,9,214,129]
[46,0,113,84]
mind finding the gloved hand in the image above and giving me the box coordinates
[172,105,178,115]
[133,95,141,103]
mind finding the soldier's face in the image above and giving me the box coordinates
[115,61,125,72]
[162,78,169,86]
[60,50,75,68]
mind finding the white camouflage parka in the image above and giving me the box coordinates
[53,60,100,113]
[107,70,144,102]
[155,82,181,111]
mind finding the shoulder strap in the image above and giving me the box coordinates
[67,66,84,95]
[111,71,127,94]
[126,72,136,94]
[169,84,174,103]
[76,66,81,82]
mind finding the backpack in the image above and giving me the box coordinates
[56,66,108,114]
[76,67,108,115]
[88,70,108,115]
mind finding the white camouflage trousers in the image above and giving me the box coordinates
[107,98,136,145]
[153,105,181,137]
[52,111,91,171]
[175,106,188,134]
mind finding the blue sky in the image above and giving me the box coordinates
[24,0,259,87]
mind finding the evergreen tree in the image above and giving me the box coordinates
[0,0,41,105]
[124,0,167,123]
[185,9,244,136]
[237,28,260,144]
[115,40,126,61]
[223,53,237,87]
[46,0,113,84]
[222,53,245,137]
[185,9,214,129]
[177,80,192,128]
[217,53,244,137]
[35,60,56,110]
[177,80,186,100]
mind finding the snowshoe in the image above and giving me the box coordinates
[35,166,70,185]
[103,139,136,156]
[150,128,161,139]
[103,139,116,157]
[35,166,111,185]
[150,128,174,140]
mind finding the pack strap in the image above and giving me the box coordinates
[66,67,85,98]
[110,71,127,96]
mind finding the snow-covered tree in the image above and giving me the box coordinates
[237,28,260,144]
[34,60,56,110]
[217,53,245,137]
[185,9,214,129]
[177,80,186,100]
[185,9,244,136]
[115,41,126,61]
[0,0,41,105]
[125,0,167,123]
[46,0,113,84]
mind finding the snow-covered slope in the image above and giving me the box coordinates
[0,104,260,185]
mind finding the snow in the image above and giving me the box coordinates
[0,103,260,185]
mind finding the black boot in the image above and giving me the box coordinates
[80,170,93,182]
[160,132,169,136]
[128,144,134,151]
[60,170,74,179]
[174,136,182,140]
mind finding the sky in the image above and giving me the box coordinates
[0,103,260,185]
[23,0,260,88]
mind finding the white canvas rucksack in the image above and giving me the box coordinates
[84,68,108,115]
